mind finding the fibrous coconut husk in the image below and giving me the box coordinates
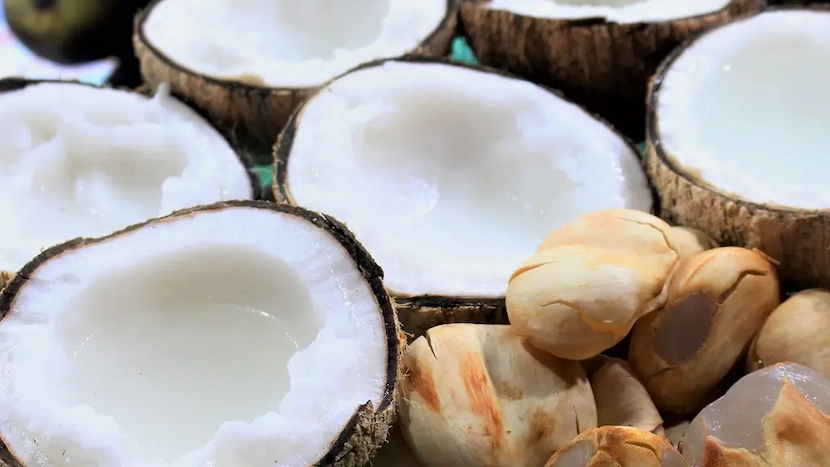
[273,55,648,338]
[646,5,830,290]
[132,0,459,164]
[458,0,762,140]
[0,200,405,467]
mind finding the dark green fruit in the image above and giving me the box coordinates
[3,0,150,65]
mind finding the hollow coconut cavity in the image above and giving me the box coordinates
[274,57,653,334]
[134,0,457,163]
[459,0,761,140]
[0,200,401,467]
[0,79,255,281]
[647,7,830,289]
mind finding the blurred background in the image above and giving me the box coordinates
[0,0,115,85]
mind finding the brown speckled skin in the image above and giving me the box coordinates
[133,0,459,164]
[0,200,405,467]
[459,0,762,140]
[647,5,830,291]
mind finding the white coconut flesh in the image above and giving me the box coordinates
[284,61,652,298]
[142,0,448,88]
[656,10,830,210]
[0,205,389,466]
[0,82,252,274]
[484,0,730,23]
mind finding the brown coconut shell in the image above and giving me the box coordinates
[646,5,830,290]
[0,77,263,299]
[272,55,651,338]
[458,0,762,141]
[133,0,459,164]
[0,200,405,467]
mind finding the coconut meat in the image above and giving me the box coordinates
[142,0,448,88]
[657,11,830,210]
[0,206,388,467]
[285,61,652,297]
[0,82,252,273]
[485,0,730,23]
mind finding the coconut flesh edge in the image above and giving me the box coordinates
[484,0,730,23]
[656,10,830,210]
[141,0,448,88]
[0,206,388,466]
[285,61,652,298]
[0,82,252,274]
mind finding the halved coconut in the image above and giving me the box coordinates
[273,57,653,335]
[0,200,401,467]
[0,78,256,286]
[459,0,761,139]
[647,7,830,289]
[134,0,458,163]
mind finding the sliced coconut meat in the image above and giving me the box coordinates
[141,0,449,88]
[0,81,253,274]
[486,0,730,22]
[0,202,396,467]
[655,10,830,210]
[277,59,652,299]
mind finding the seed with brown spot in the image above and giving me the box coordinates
[398,324,597,467]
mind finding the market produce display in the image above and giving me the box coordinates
[274,57,652,334]
[0,0,828,466]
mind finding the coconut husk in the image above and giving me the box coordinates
[646,5,830,290]
[273,56,649,338]
[133,0,459,164]
[459,0,762,140]
[0,200,405,467]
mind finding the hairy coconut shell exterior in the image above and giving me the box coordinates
[133,0,459,164]
[646,7,830,290]
[0,78,262,296]
[0,200,404,467]
[273,56,649,338]
[459,0,762,140]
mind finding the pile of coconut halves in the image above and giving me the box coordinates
[0,0,826,466]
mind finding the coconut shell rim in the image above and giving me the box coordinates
[133,0,461,93]
[647,4,830,216]
[0,76,263,199]
[460,0,756,27]
[0,200,401,467]
[272,54,656,305]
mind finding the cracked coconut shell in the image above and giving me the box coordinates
[398,323,597,467]
[459,0,762,140]
[646,5,830,291]
[133,0,459,164]
[545,426,688,467]
[272,57,650,338]
[629,247,780,414]
[0,200,406,467]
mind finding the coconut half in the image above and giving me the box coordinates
[0,78,256,283]
[274,57,653,335]
[459,0,761,139]
[134,0,458,163]
[0,200,401,467]
[647,7,830,289]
